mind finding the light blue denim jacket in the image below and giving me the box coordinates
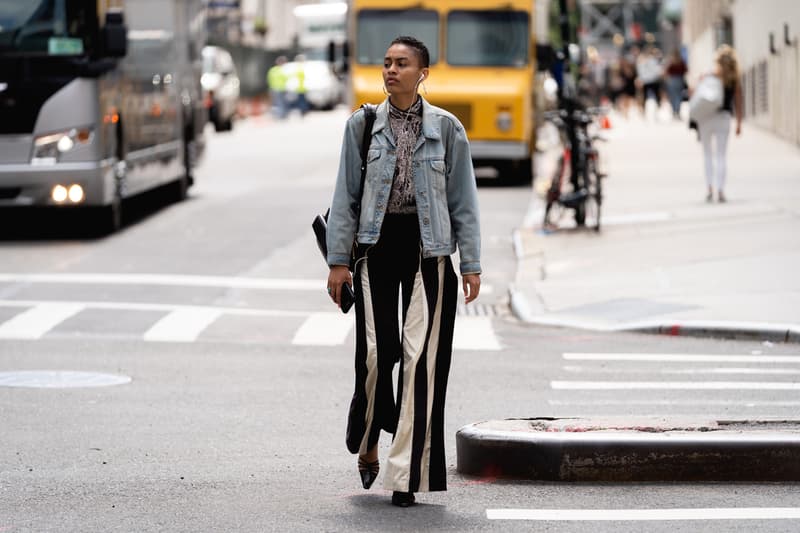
[326,98,481,275]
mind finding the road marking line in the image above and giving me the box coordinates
[291,313,354,346]
[0,299,309,317]
[0,273,323,291]
[563,365,800,375]
[564,353,800,363]
[486,507,800,521]
[0,300,502,348]
[0,272,497,295]
[453,316,501,351]
[663,367,800,375]
[551,381,800,390]
[548,399,800,407]
[143,308,223,342]
[0,303,84,339]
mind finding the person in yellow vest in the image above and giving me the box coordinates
[288,54,309,117]
[267,55,288,119]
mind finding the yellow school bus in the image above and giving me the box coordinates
[347,0,536,183]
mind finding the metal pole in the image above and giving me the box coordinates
[557,0,570,101]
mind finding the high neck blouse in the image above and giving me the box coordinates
[387,96,423,214]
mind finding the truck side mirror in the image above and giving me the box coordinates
[102,9,128,58]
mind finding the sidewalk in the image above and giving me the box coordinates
[511,107,800,342]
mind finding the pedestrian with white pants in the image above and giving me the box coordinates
[697,45,743,203]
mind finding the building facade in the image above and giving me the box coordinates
[683,0,800,145]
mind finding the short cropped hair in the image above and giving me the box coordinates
[389,36,430,68]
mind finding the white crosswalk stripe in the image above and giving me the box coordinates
[453,315,502,351]
[564,353,800,363]
[552,380,800,390]
[550,351,800,410]
[0,299,501,350]
[144,308,223,342]
[487,507,800,521]
[291,313,354,346]
[0,303,84,339]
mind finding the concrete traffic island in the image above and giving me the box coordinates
[456,417,800,481]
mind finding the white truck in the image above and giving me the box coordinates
[0,0,207,232]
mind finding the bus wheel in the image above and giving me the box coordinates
[170,174,189,203]
[96,197,122,236]
[168,133,192,203]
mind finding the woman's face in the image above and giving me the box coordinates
[383,43,428,96]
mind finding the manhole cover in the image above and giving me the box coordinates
[0,371,131,388]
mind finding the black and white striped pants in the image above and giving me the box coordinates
[346,214,458,493]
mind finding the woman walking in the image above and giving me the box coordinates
[664,49,688,119]
[698,45,743,203]
[325,36,481,507]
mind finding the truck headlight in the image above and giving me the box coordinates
[32,128,93,164]
[496,111,513,132]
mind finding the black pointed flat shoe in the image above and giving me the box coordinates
[391,491,415,507]
[358,457,380,489]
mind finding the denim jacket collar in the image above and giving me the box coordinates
[372,98,442,149]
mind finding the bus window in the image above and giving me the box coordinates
[446,10,529,67]
[355,9,438,65]
[0,0,97,56]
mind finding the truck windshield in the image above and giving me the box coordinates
[0,0,96,56]
[356,9,439,65]
[447,10,529,67]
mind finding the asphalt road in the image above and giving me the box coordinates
[0,110,798,532]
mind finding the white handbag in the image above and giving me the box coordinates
[688,75,723,123]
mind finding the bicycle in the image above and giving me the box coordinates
[541,103,608,232]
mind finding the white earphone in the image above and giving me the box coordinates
[418,74,424,82]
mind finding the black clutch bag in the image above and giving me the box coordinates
[313,104,376,314]
[312,210,355,313]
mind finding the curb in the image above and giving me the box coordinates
[456,418,800,481]
[507,285,800,343]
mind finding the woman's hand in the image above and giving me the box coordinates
[327,265,353,308]
[462,273,481,304]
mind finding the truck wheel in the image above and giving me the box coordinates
[515,157,533,184]
[497,159,533,185]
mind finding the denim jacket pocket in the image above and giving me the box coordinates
[429,159,447,192]
[428,159,450,242]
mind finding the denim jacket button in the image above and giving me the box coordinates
[423,218,430,225]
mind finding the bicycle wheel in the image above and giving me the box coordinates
[582,157,602,231]
[542,156,567,230]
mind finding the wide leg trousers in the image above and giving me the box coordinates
[345,214,458,493]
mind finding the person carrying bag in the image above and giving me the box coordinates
[312,104,376,313]
[324,36,481,508]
